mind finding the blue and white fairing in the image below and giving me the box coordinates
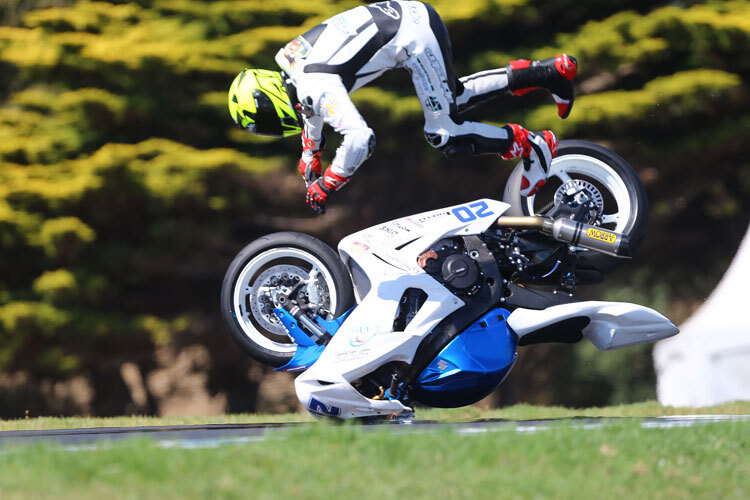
[294,199,511,419]
[288,198,679,419]
[412,308,517,408]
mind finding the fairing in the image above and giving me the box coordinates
[280,198,678,419]
[295,199,510,419]
[508,301,679,351]
[412,308,517,408]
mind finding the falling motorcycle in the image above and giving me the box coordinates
[221,140,679,420]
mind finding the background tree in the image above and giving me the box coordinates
[0,0,748,416]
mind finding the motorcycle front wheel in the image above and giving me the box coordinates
[221,232,355,367]
[502,140,649,274]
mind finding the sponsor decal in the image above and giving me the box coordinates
[424,96,442,113]
[587,228,617,244]
[508,141,524,158]
[351,240,371,252]
[391,222,411,233]
[407,57,436,95]
[425,48,453,102]
[405,217,424,228]
[283,36,310,62]
[373,1,401,19]
[415,59,434,91]
[330,15,356,35]
[408,3,422,23]
[413,73,431,94]
[320,93,338,117]
[379,225,399,237]
[335,349,371,363]
[350,324,380,347]
[308,397,341,416]
[417,210,450,223]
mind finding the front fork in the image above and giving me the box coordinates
[272,283,354,372]
[277,292,331,345]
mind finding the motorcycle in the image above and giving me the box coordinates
[221,140,679,420]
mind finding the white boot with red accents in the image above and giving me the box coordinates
[501,124,558,197]
[506,54,578,119]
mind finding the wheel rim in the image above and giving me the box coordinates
[524,154,632,234]
[232,247,339,354]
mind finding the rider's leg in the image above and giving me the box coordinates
[455,69,510,113]
[409,48,557,195]
[454,55,578,118]
[403,9,524,156]
[408,2,462,115]
[412,2,577,121]
[406,1,555,196]
[405,3,509,153]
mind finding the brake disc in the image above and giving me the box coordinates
[554,179,605,219]
[249,265,309,335]
[248,265,332,335]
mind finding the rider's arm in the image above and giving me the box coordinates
[298,77,375,180]
[298,75,375,213]
[314,82,375,180]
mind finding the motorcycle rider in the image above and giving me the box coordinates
[228,1,577,214]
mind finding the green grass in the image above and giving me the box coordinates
[2,400,749,432]
[0,419,748,499]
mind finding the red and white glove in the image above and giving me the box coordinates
[298,131,325,187]
[501,124,558,197]
[306,167,349,215]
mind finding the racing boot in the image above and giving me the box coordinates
[506,54,578,119]
[501,124,558,196]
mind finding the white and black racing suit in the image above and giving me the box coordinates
[275,0,518,180]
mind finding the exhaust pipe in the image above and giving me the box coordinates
[496,216,631,258]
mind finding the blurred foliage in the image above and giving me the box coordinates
[0,0,748,415]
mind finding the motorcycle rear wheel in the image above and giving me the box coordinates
[221,232,355,367]
[502,140,649,274]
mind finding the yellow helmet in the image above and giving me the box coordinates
[228,69,301,137]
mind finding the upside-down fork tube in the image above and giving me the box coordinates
[279,299,330,344]
[495,216,631,258]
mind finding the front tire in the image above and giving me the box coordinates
[502,140,649,274]
[221,232,355,367]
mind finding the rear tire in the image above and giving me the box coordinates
[502,140,648,274]
[221,232,355,367]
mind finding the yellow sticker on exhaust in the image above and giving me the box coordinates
[587,228,617,244]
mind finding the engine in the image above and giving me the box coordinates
[418,238,484,295]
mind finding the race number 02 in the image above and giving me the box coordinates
[452,201,494,222]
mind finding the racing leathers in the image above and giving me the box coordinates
[276,0,577,213]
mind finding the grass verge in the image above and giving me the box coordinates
[0,419,748,499]
[1,400,749,432]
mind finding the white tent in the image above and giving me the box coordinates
[653,223,750,407]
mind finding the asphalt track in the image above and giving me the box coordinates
[1,414,748,450]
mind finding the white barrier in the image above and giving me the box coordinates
[654,223,750,406]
